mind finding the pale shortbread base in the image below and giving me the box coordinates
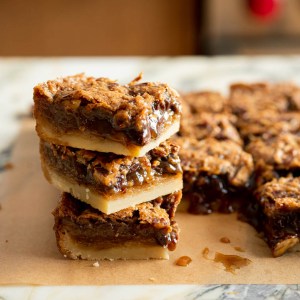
[36,119,180,157]
[42,162,183,214]
[58,231,169,260]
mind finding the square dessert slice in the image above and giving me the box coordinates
[246,133,300,186]
[254,177,300,257]
[34,74,181,157]
[53,191,181,260]
[179,111,242,145]
[40,139,182,214]
[175,137,254,214]
[229,82,300,118]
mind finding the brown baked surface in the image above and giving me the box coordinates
[34,74,181,147]
[174,137,253,215]
[246,133,300,171]
[40,139,182,195]
[53,191,181,252]
[229,82,300,117]
[237,111,300,143]
[179,112,242,145]
[181,91,227,114]
[176,137,253,187]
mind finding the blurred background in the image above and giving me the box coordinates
[1,0,300,56]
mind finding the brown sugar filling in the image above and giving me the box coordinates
[53,192,181,251]
[40,140,182,196]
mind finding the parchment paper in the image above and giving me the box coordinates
[1,120,299,285]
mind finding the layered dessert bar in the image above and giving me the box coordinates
[175,137,254,214]
[181,91,227,114]
[246,133,300,186]
[40,139,182,214]
[254,177,300,257]
[229,82,300,118]
[34,74,181,157]
[179,112,242,145]
[53,191,181,260]
[237,111,300,144]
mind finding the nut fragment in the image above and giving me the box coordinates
[273,237,299,257]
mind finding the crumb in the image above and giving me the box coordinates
[92,261,100,267]
[5,240,8,243]
[63,254,67,258]
[4,162,13,170]
[220,237,231,244]
[108,258,114,262]
[149,277,155,282]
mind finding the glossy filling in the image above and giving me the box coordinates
[36,99,179,147]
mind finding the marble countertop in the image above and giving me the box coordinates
[1,56,300,299]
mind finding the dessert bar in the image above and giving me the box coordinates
[176,137,254,214]
[181,91,227,114]
[40,139,182,214]
[237,111,300,144]
[246,133,300,185]
[34,74,181,157]
[179,111,242,145]
[253,177,300,257]
[53,191,181,260]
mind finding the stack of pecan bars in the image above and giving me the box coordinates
[33,74,183,260]
[176,83,300,257]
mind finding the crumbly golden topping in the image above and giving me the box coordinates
[175,137,253,186]
[256,177,300,214]
[229,82,300,116]
[246,134,300,170]
[237,111,300,141]
[181,91,227,114]
[34,74,181,142]
[179,112,242,145]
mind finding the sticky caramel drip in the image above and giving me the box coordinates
[213,252,251,274]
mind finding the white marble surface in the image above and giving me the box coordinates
[1,56,300,299]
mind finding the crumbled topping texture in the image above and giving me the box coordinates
[256,177,300,214]
[237,111,300,141]
[181,91,227,114]
[229,82,300,117]
[175,137,253,186]
[246,134,300,170]
[179,112,242,145]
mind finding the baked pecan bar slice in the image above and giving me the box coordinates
[34,74,181,156]
[175,137,254,214]
[254,177,300,257]
[53,191,181,260]
[229,82,300,118]
[40,139,182,214]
